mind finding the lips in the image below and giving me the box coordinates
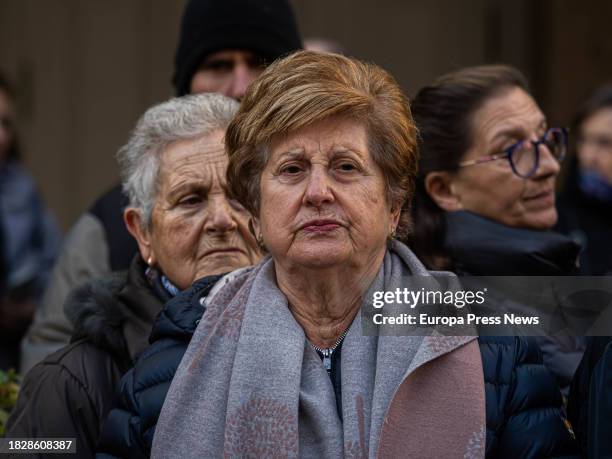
[299,218,343,233]
[524,190,555,206]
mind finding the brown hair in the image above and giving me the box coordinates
[408,65,529,269]
[225,50,418,239]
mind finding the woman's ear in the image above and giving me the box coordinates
[425,171,463,211]
[249,217,261,240]
[124,208,155,266]
[248,217,266,252]
[390,202,401,233]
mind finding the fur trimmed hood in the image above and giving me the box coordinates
[65,271,129,357]
[64,255,165,360]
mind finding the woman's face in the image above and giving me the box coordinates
[136,130,260,289]
[255,117,399,272]
[446,87,560,230]
[0,90,15,163]
[577,107,612,183]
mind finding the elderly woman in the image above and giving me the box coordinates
[409,65,580,450]
[151,53,575,458]
[408,66,585,397]
[6,93,260,456]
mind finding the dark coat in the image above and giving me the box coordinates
[445,210,585,396]
[555,159,612,275]
[5,256,164,458]
[98,272,577,458]
[568,336,612,458]
[96,275,221,459]
[480,336,576,458]
[446,211,579,456]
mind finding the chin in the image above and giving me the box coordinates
[288,246,350,270]
[197,257,250,279]
[524,208,558,230]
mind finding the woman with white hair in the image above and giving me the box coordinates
[6,93,260,456]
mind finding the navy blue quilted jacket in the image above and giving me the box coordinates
[97,281,577,458]
[568,336,612,458]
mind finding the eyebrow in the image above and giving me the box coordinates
[166,179,211,201]
[490,118,548,143]
[274,149,305,162]
[330,146,363,156]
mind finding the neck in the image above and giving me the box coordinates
[276,249,385,348]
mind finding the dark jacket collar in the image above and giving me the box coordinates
[445,211,580,276]
[118,257,168,360]
[149,274,223,343]
[66,255,164,362]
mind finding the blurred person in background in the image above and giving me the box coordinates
[0,73,60,370]
[6,93,261,457]
[561,84,612,459]
[556,85,612,275]
[408,65,579,455]
[19,0,302,373]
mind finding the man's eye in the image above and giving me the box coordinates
[200,60,234,72]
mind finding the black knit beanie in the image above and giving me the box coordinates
[173,0,302,96]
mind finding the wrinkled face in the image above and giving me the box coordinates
[0,90,15,164]
[147,130,259,289]
[449,87,560,230]
[190,49,265,100]
[255,117,399,272]
[577,107,612,183]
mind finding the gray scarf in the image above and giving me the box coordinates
[152,241,486,458]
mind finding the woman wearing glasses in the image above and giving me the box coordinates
[408,65,580,455]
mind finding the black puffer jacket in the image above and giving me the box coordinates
[98,273,576,458]
[97,275,222,459]
[5,256,165,458]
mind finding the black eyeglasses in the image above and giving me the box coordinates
[458,127,568,178]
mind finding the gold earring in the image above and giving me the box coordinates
[147,256,153,266]
[388,228,396,240]
[257,234,265,249]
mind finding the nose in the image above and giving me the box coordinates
[303,167,335,208]
[534,142,561,179]
[204,196,238,234]
[227,64,258,100]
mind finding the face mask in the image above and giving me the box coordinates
[578,169,612,203]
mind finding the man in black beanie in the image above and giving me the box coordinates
[20,0,302,373]
[175,0,301,98]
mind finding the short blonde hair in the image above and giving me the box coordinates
[226,50,418,238]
